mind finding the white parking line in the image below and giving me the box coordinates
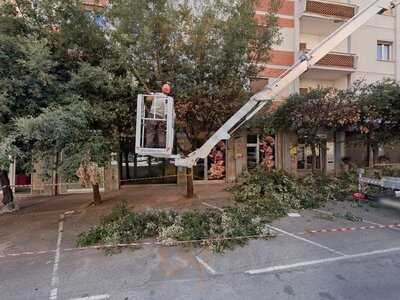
[195,255,217,275]
[245,246,400,275]
[49,214,65,300]
[69,295,110,300]
[266,225,346,256]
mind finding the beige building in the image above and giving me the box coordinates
[229,0,400,179]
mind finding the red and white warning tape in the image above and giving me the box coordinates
[1,184,32,189]
[1,183,69,189]
[297,223,400,235]
[2,223,400,259]
[0,233,276,258]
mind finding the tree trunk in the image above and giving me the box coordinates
[124,150,130,180]
[372,146,379,166]
[162,158,166,178]
[148,157,153,177]
[186,167,194,198]
[321,142,327,176]
[311,144,317,174]
[133,153,138,178]
[119,151,123,181]
[0,169,14,208]
[92,183,102,205]
[54,152,60,196]
[368,144,374,168]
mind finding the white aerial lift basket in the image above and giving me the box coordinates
[135,93,175,157]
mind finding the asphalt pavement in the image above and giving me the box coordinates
[1,200,400,300]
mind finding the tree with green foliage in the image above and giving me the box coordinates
[16,102,112,204]
[107,0,282,146]
[0,1,62,209]
[355,79,400,165]
[0,136,17,211]
[0,0,122,206]
[272,87,359,173]
[270,80,400,171]
[105,0,282,195]
[2,0,282,203]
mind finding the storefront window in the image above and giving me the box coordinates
[247,134,276,170]
[260,136,276,169]
[208,141,226,179]
[297,144,321,170]
[247,134,259,169]
[194,141,226,180]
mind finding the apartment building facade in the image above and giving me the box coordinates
[231,0,400,180]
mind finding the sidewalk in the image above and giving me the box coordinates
[0,182,234,255]
[0,182,234,216]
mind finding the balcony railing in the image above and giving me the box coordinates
[300,44,356,69]
[316,52,356,68]
[305,0,356,19]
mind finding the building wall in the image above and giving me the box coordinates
[294,3,397,182]
[255,0,297,98]
[300,32,348,53]
[204,0,400,179]
[351,14,396,83]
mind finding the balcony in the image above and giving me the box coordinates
[301,48,357,80]
[301,0,356,20]
[316,52,356,69]
[300,41,356,68]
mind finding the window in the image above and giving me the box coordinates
[297,144,321,170]
[377,41,392,61]
[193,142,226,181]
[247,134,276,170]
[247,134,259,169]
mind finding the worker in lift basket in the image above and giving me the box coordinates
[145,84,173,148]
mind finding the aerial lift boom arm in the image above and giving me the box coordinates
[174,0,399,168]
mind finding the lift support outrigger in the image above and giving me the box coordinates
[136,0,400,169]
